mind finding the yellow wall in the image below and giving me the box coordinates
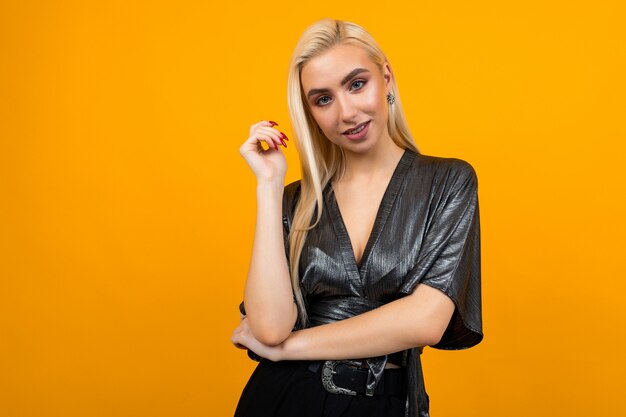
[1,1,624,416]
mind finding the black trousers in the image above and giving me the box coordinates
[234,358,408,417]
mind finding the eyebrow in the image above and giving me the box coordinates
[306,68,371,99]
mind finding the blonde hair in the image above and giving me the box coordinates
[287,18,420,328]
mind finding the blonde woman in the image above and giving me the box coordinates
[232,18,483,417]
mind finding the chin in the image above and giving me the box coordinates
[345,140,381,154]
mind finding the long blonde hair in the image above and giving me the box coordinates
[287,18,420,328]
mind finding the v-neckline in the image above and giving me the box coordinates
[324,148,416,281]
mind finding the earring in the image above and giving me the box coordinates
[386,92,395,105]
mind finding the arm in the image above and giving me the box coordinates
[232,282,456,362]
[243,180,297,346]
[279,283,455,360]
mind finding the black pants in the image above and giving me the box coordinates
[234,358,407,417]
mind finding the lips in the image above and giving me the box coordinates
[343,121,370,134]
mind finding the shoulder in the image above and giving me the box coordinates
[284,179,302,201]
[282,179,302,216]
[284,179,302,193]
[414,152,478,188]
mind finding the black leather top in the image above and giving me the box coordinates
[249,148,483,417]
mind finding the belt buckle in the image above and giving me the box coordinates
[320,360,362,396]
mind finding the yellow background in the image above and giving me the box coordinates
[1,1,624,416]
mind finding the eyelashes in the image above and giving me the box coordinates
[315,79,367,107]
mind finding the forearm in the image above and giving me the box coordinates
[280,287,448,360]
[244,180,297,345]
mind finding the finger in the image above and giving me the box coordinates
[248,121,270,135]
[244,128,278,149]
[255,126,289,142]
[249,120,279,136]
[255,126,289,148]
[252,129,282,151]
[264,120,279,128]
[231,333,249,350]
[241,133,278,153]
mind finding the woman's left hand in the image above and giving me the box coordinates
[231,316,285,362]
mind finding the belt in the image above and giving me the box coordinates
[304,358,406,397]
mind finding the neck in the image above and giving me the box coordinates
[338,137,405,184]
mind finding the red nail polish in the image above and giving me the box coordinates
[279,138,287,147]
[269,120,278,126]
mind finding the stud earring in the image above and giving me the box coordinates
[386,92,395,105]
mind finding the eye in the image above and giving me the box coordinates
[314,80,367,107]
[316,96,331,106]
[351,79,366,90]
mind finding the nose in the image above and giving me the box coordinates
[337,93,358,124]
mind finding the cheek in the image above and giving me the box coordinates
[312,111,332,129]
[363,85,385,109]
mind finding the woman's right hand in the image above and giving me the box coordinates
[239,120,289,183]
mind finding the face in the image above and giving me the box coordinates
[300,43,393,152]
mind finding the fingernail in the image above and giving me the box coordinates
[279,138,287,147]
[269,120,278,126]
[274,143,279,151]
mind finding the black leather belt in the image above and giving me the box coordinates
[304,359,406,397]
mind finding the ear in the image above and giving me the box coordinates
[382,62,393,87]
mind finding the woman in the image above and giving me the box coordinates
[232,18,483,417]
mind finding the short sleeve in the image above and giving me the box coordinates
[399,160,483,349]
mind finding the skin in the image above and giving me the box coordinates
[233,43,455,364]
[238,123,296,346]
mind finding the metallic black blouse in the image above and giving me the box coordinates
[272,148,482,417]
